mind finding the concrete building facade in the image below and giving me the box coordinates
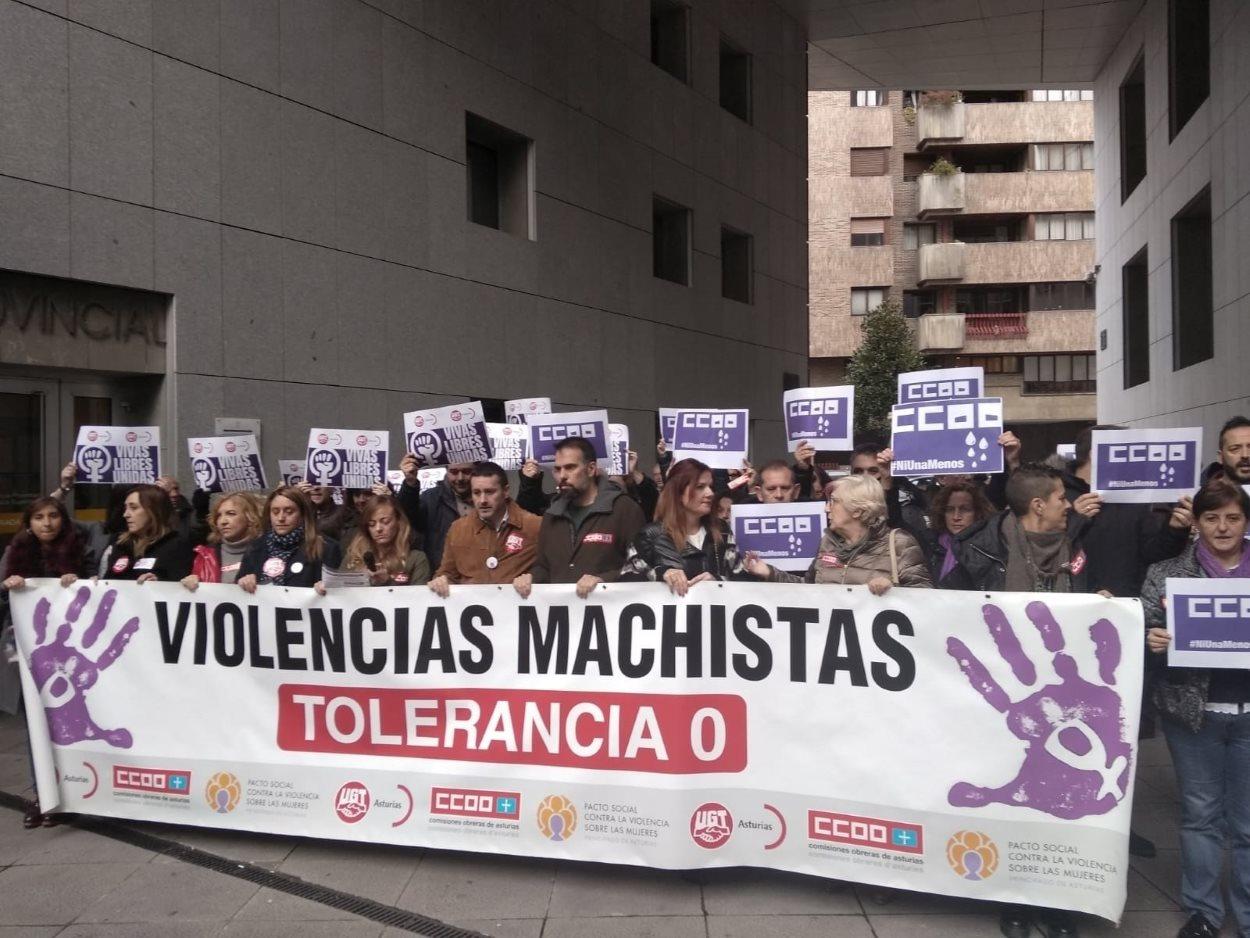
[1092,0,1250,446]
[809,87,1099,456]
[0,0,808,531]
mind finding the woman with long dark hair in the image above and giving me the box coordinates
[238,486,342,592]
[101,484,193,582]
[621,458,749,595]
[343,494,430,586]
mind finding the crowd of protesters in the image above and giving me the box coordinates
[1,413,1249,938]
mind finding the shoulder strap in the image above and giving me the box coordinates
[888,529,899,585]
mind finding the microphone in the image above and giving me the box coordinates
[363,551,377,571]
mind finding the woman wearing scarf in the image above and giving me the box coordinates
[237,486,341,593]
[1142,479,1250,938]
[746,474,931,592]
[923,479,995,584]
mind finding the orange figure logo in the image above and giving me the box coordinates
[947,830,998,881]
[537,794,577,842]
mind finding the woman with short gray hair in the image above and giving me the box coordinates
[745,474,931,593]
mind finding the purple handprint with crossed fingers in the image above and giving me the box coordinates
[946,600,1130,820]
[28,586,139,748]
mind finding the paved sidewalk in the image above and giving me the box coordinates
[0,712,1189,937]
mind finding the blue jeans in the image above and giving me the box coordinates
[1163,711,1250,934]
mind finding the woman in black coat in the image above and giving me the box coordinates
[238,486,342,592]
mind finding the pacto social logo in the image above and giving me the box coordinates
[690,802,733,849]
[946,830,998,881]
[537,794,577,841]
[205,771,241,814]
[335,781,371,823]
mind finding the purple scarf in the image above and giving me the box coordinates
[1196,539,1250,579]
[939,532,959,580]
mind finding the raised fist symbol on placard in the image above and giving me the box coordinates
[29,587,138,749]
[78,446,112,483]
[192,458,217,490]
[946,601,1130,820]
[309,448,341,485]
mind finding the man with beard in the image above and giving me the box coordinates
[1204,416,1250,485]
[514,436,645,599]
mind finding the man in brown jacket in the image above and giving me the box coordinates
[513,437,646,599]
[428,462,541,596]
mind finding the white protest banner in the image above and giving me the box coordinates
[730,502,825,572]
[526,410,611,469]
[12,581,1141,923]
[187,436,267,493]
[417,467,446,493]
[671,409,749,470]
[890,398,1004,478]
[783,387,854,452]
[278,460,306,486]
[305,429,388,488]
[897,367,984,405]
[1166,578,1250,669]
[320,568,372,590]
[486,423,530,471]
[505,398,553,425]
[609,424,630,476]
[1090,428,1203,504]
[404,403,491,467]
[74,426,161,485]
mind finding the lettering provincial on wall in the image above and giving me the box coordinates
[0,272,168,374]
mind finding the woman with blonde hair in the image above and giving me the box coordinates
[746,473,931,594]
[237,486,341,592]
[182,493,264,589]
[101,484,193,582]
[343,494,430,586]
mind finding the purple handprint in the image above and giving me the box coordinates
[28,586,139,748]
[946,601,1130,820]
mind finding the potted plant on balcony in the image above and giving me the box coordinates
[927,156,960,176]
[902,105,916,125]
[920,89,962,107]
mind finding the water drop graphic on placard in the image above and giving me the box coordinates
[978,437,988,450]
[964,432,977,446]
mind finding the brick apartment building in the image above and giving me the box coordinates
[809,88,1099,457]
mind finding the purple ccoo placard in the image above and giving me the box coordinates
[1170,592,1250,653]
[671,409,749,469]
[1094,440,1198,494]
[890,398,1003,477]
[731,503,824,572]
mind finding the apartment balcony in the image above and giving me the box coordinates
[916,102,965,147]
[917,242,965,284]
[919,100,1092,149]
[965,171,1093,215]
[966,313,1029,338]
[915,313,966,351]
[962,240,1095,285]
[917,173,965,216]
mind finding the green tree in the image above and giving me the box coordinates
[846,299,927,442]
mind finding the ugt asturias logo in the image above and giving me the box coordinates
[537,794,577,842]
[335,781,371,823]
[690,802,733,849]
[947,830,998,881]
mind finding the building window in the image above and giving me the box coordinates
[1035,213,1095,241]
[1122,246,1149,388]
[1029,281,1096,311]
[465,113,534,239]
[852,90,887,107]
[849,147,889,176]
[851,287,887,315]
[719,38,752,123]
[721,226,752,303]
[1023,354,1096,394]
[653,196,690,285]
[902,224,936,250]
[953,219,1019,243]
[1031,142,1093,171]
[1172,186,1213,370]
[903,291,935,318]
[940,354,1022,374]
[1169,0,1209,139]
[957,287,1024,315]
[650,0,689,83]
[1120,53,1147,202]
[1030,89,1094,102]
[850,217,886,247]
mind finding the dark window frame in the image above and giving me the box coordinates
[1168,0,1210,140]
[1171,185,1214,370]
[720,225,753,304]
[1122,246,1150,389]
[650,0,690,84]
[719,37,752,123]
[1119,52,1147,203]
[653,195,691,286]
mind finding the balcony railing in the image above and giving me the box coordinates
[965,313,1029,338]
[918,242,966,283]
[914,313,966,351]
[918,173,965,216]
